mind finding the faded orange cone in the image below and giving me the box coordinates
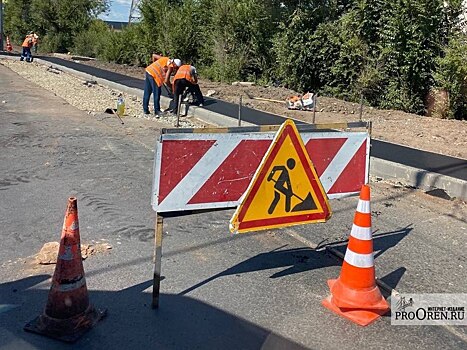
[24,197,106,342]
[322,185,389,326]
[6,36,13,52]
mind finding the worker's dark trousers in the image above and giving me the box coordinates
[143,72,162,114]
[172,79,204,114]
[20,47,32,62]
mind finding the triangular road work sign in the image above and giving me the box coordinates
[230,119,332,233]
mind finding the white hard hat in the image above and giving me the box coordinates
[173,59,182,67]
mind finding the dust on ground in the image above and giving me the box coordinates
[1,241,112,276]
[78,57,467,160]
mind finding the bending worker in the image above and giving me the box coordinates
[143,54,181,116]
[171,64,205,116]
[20,32,34,62]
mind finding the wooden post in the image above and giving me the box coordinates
[312,93,317,124]
[176,97,182,128]
[359,93,364,121]
[238,95,242,126]
[152,214,164,309]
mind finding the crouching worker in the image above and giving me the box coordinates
[143,54,181,116]
[20,32,34,62]
[172,64,204,116]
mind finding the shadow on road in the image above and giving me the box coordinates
[0,276,308,350]
[179,226,412,296]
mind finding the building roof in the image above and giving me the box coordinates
[104,21,128,31]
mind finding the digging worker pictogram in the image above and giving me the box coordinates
[267,157,317,214]
[267,158,296,214]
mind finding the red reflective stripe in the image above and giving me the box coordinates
[353,211,371,228]
[158,140,216,204]
[188,140,272,204]
[327,139,367,194]
[339,261,376,289]
[347,237,373,255]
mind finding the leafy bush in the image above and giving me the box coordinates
[39,33,70,53]
[73,20,110,58]
[435,34,467,119]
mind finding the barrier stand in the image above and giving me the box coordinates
[150,120,371,307]
[152,214,164,308]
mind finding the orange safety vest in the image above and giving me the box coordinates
[172,65,197,91]
[22,35,33,48]
[145,57,173,87]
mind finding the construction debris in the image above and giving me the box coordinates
[231,81,255,86]
[46,66,62,75]
[286,92,315,111]
[34,241,112,265]
[249,96,284,104]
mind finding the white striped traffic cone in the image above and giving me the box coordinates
[322,185,389,326]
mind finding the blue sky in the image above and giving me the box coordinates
[99,0,133,22]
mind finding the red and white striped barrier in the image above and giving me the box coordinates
[152,131,369,213]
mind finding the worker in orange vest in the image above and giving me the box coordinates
[143,54,182,116]
[171,64,205,116]
[20,32,34,62]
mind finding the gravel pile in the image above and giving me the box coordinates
[0,58,200,128]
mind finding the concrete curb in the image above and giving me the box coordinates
[370,157,466,200]
[3,55,465,200]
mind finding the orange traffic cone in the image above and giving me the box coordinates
[6,36,13,52]
[24,197,106,342]
[322,185,389,326]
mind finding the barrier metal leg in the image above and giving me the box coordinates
[152,214,164,308]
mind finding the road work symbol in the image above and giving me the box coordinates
[267,158,317,214]
[230,119,331,234]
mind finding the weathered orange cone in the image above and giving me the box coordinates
[24,197,106,342]
[6,36,13,52]
[322,185,389,326]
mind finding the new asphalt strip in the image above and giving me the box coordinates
[2,53,466,200]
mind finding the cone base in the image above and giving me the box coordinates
[24,304,107,343]
[328,279,389,311]
[322,296,386,326]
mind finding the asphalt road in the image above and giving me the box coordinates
[0,64,466,349]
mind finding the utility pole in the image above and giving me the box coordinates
[128,0,142,24]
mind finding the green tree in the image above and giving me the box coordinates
[72,19,110,58]
[201,0,275,82]
[139,0,204,63]
[435,34,467,119]
[272,2,353,91]
[3,0,32,42]
[5,0,108,52]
